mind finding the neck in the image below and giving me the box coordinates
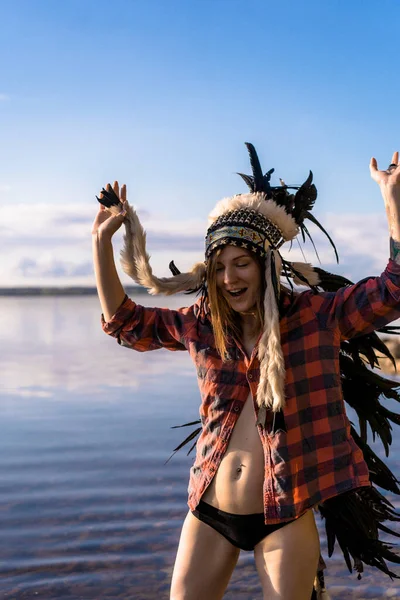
[240,311,260,339]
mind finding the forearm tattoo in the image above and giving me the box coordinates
[390,238,400,265]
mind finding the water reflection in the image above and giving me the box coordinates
[0,295,194,398]
[0,296,399,598]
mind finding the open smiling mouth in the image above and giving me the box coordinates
[227,288,247,298]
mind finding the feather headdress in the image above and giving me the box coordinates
[97,143,338,413]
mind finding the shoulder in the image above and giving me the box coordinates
[279,286,315,317]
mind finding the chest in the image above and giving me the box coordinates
[190,314,340,410]
[242,336,257,360]
[191,311,338,367]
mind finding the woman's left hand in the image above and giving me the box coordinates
[370,151,400,250]
[370,151,400,192]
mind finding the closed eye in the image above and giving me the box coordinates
[216,262,249,271]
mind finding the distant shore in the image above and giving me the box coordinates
[0,287,146,296]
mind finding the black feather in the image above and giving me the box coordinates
[351,428,400,494]
[270,251,280,305]
[272,187,294,211]
[313,267,353,291]
[164,426,202,465]
[166,261,204,295]
[319,488,400,579]
[304,210,339,263]
[310,587,317,600]
[186,439,198,456]
[236,172,255,191]
[97,186,121,209]
[286,262,318,291]
[264,167,275,182]
[381,326,400,336]
[169,260,181,276]
[300,222,321,264]
[292,171,317,222]
[325,518,337,557]
[378,523,400,538]
[236,144,339,264]
[245,142,268,193]
[171,419,202,429]
[369,335,397,370]
[171,427,202,452]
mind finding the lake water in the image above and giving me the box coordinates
[1,296,400,599]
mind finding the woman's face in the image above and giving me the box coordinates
[215,245,262,313]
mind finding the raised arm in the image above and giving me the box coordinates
[92,181,198,352]
[370,150,400,264]
[92,181,127,321]
[308,152,400,339]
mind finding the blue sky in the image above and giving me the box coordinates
[1,0,400,286]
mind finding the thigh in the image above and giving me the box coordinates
[254,510,320,600]
[170,510,240,600]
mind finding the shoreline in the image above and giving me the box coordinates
[0,286,146,296]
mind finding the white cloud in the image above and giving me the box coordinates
[0,202,392,287]
[0,203,204,286]
[280,212,389,278]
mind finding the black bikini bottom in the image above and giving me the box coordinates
[192,500,294,551]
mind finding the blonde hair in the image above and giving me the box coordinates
[206,248,265,359]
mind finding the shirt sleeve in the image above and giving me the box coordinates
[101,294,198,352]
[309,259,400,340]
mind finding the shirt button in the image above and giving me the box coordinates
[233,405,240,412]
[248,374,253,380]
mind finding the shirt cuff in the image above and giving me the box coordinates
[382,259,400,302]
[386,257,400,275]
[101,294,136,335]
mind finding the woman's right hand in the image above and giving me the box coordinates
[91,181,127,239]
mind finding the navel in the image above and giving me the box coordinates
[235,463,245,479]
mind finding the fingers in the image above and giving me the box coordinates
[369,157,378,173]
[120,184,127,203]
[370,153,400,170]
[97,181,126,217]
[110,180,127,205]
[113,180,119,198]
[98,190,106,211]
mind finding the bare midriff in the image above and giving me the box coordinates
[201,391,265,514]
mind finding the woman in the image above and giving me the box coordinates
[92,144,400,599]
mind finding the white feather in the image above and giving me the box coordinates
[257,249,286,412]
[120,203,206,295]
[208,193,299,241]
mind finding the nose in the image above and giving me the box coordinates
[223,265,238,286]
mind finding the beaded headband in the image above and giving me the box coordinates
[205,208,284,259]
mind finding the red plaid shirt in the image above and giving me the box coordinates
[102,259,400,524]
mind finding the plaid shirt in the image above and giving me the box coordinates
[102,259,400,524]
